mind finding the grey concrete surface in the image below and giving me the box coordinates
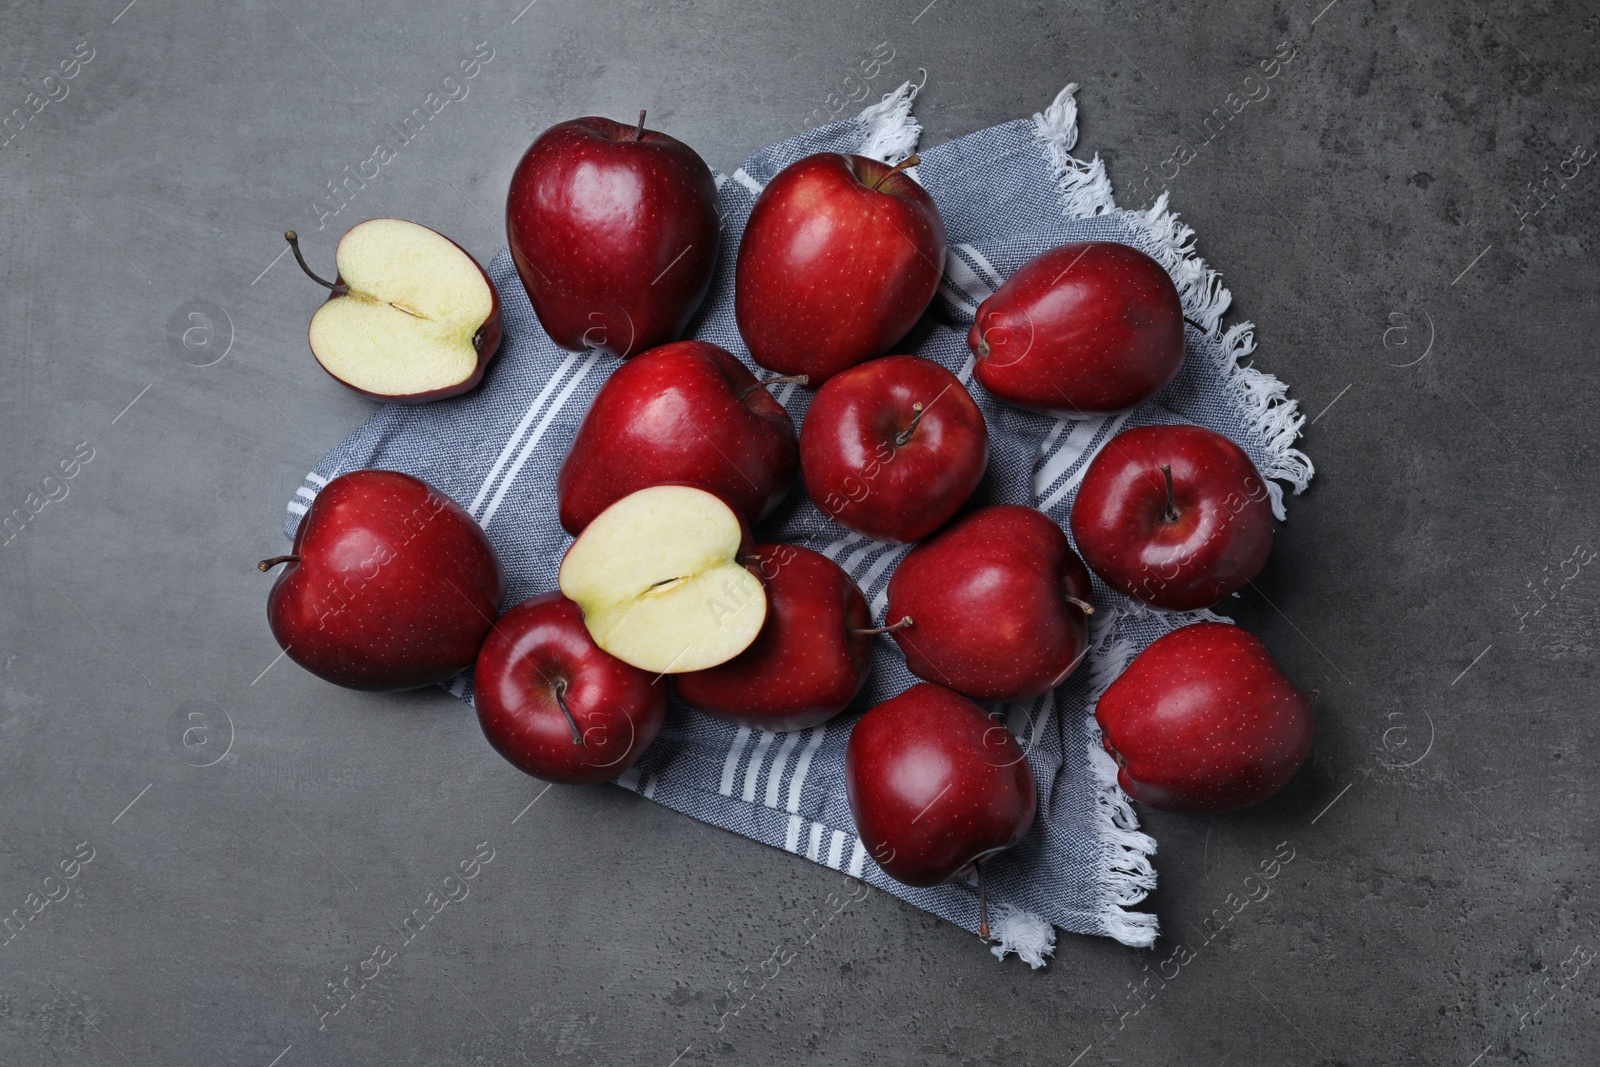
[1,0,1596,1064]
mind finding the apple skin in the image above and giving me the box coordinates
[262,470,504,691]
[735,153,947,385]
[307,222,503,404]
[1070,424,1273,611]
[675,544,872,732]
[885,506,1093,702]
[967,241,1185,415]
[473,592,667,785]
[800,355,989,544]
[557,341,799,536]
[1095,623,1313,814]
[507,115,719,357]
[846,683,1037,887]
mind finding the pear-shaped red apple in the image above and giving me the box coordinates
[846,683,1036,934]
[675,544,874,732]
[736,153,946,385]
[259,470,504,691]
[557,341,800,536]
[884,506,1093,702]
[557,485,767,674]
[1071,424,1273,611]
[800,355,988,544]
[507,111,718,358]
[287,221,502,403]
[474,592,667,785]
[1095,623,1314,814]
[968,241,1184,415]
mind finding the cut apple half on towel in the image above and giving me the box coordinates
[288,219,502,403]
[558,485,767,674]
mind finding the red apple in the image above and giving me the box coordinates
[1095,623,1313,814]
[967,241,1184,415]
[1070,424,1273,611]
[846,682,1036,932]
[473,592,667,785]
[286,222,502,403]
[884,506,1093,702]
[675,544,873,732]
[800,355,988,544]
[259,470,504,691]
[556,341,799,536]
[506,112,718,358]
[736,153,946,385]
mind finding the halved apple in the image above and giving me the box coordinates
[558,485,767,674]
[289,219,502,403]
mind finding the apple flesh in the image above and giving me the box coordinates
[474,592,667,785]
[736,153,947,385]
[800,355,988,544]
[557,341,799,536]
[1095,623,1314,814]
[968,241,1184,415]
[260,470,504,691]
[846,682,1036,932]
[289,221,502,403]
[507,112,719,358]
[885,505,1093,702]
[557,485,766,674]
[1071,424,1273,611]
[675,544,872,732]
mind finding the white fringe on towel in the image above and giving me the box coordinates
[988,903,1057,969]
[858,80,923,165]
[1082,612,1162,948]
[1034,84,1115,219]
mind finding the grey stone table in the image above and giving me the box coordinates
[2,1,1595,1064]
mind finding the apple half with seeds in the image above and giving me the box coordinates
[287,219,502,403]
[558,485,766,674]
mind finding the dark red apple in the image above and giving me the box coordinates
[473,592,667,785]
[846,683,1036,932]
[967,241,1184,415]
[1095,622,1313,814]
[736,153,946,385]
[507,111,718,357]
[800,355,988,544]
[675,544,873,732]
[259,470,504,691]
[884,506,1093,702]
[1070,424,1272,611]
[556,341,799,535]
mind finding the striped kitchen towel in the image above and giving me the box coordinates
[284,82,1312,963]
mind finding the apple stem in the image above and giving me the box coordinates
[1065,596,1095,615]
[256,555,299,572]
[851,616,913,636]
[1160,463,1179,523]
[976,861,991,940]
[1183,315,1214,337]
[284,231,347,296]
[892,402,925,447]
[553,679,585,746]
[739,374,810,400]
[633,109,647,142]
[870,153,921,191]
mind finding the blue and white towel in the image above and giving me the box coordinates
[284,83,1313,964]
